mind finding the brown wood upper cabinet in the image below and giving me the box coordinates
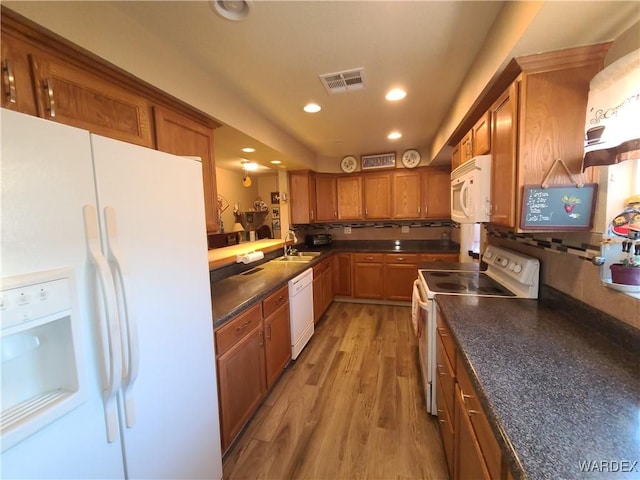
[472,111,491,156]
[154,106,219,233]
[453,111,491,170]
[363,172,392,219]
[1,9,224,233]
[289,170,317,224]
[337,175,363,220]
[1,28,38,115]
[29,52,155,148]
[421,167,451,219]
[393,170,421,219]
[460,130,473,164]
[315,174,338,221]
[489,45,607,230]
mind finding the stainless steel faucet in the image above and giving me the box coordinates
[283,229,298,257]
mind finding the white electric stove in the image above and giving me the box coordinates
[412,245,540,414]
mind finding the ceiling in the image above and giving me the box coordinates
[13,1,635,175]
[110,0,505,174]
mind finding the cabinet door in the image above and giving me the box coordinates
[384,254,418,301]
[322,260,333,312]
[455,384,491,480]
[490,83,518,227]
[393,170,421,219]
[472,111,491,156]
[312,268,323,323]
[0,31,37,114]
[460,130,473,163]
[353,254,384,299]
[332,253,352,297]
[337,175,363,220]
[289,171,316,224]
[451,142,462,172]
[29,51,154,147]
[422,168,451,219]
[436,369,455,479]
[363,172,392,219]
[154,105,219,233]
[264,302,291,387]
[315,174,338,221]
[216,323,266,452]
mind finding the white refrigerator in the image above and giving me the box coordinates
[0,109,223,479]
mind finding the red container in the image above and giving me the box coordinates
[610,263,640,285]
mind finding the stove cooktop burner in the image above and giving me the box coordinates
[420,270,516,297]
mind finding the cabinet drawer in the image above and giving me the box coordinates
[384,253,418,264]
[436,306,456,370]
[215,303,262,356]
[436,377,455,479]
[457,353,503,480]
[353,253,384,263]
[436,334,456,417]
[419,253,459,263]
[262,285,288,319]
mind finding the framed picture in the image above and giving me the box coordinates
[271,207,280,219]
[361,152,396,170]
[270,191,280,204]
[272,219,281,230]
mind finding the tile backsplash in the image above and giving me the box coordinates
[486,226,639,330]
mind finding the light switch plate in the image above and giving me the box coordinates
[344,226,352,234]
[401,225,409,233]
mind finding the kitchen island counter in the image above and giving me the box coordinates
[436,290,640,480]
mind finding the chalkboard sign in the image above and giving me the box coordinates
[520,184,598,230]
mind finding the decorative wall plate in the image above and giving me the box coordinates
[340,155,357,173]
[401,149,422,169]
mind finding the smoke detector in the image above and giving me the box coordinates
[210,0,252,21]
[319,68,366,94]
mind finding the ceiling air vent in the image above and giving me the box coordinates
[319,68,366,94]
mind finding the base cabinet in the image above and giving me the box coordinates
[332,253,352,297]
[384,254,418,301]
[215,304,266,453]
[436,305,505,480]
[215,286,291,453]
[312,258,333,322]
[353,253,384,299]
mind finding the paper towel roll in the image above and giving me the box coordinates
[236,251,264,264]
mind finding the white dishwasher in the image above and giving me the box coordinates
[288,268,314,359]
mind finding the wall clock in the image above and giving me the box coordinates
[340,155,357,173]
[401,149,422,169]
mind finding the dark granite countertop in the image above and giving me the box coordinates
[436,293,640,480]
[210,240,459,328]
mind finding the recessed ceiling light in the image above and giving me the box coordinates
[304,103,321,113]
[210,0,252,21]
[388,131,402,140]
[241,160,259,171]
[270,160,282,165]
[386,88,406,101]
[241,147,255,153]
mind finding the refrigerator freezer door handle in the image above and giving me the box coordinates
[104,206,139,429]
[82,205,123,443]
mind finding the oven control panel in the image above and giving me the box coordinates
[483,245,540,288]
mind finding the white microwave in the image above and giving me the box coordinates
[450,155,492,223]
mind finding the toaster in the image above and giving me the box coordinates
[305,234,332,247]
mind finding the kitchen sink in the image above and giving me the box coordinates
[274,252,322,263]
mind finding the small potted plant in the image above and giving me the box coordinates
[610,239,640,286]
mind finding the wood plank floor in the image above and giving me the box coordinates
[222,302,449,480]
